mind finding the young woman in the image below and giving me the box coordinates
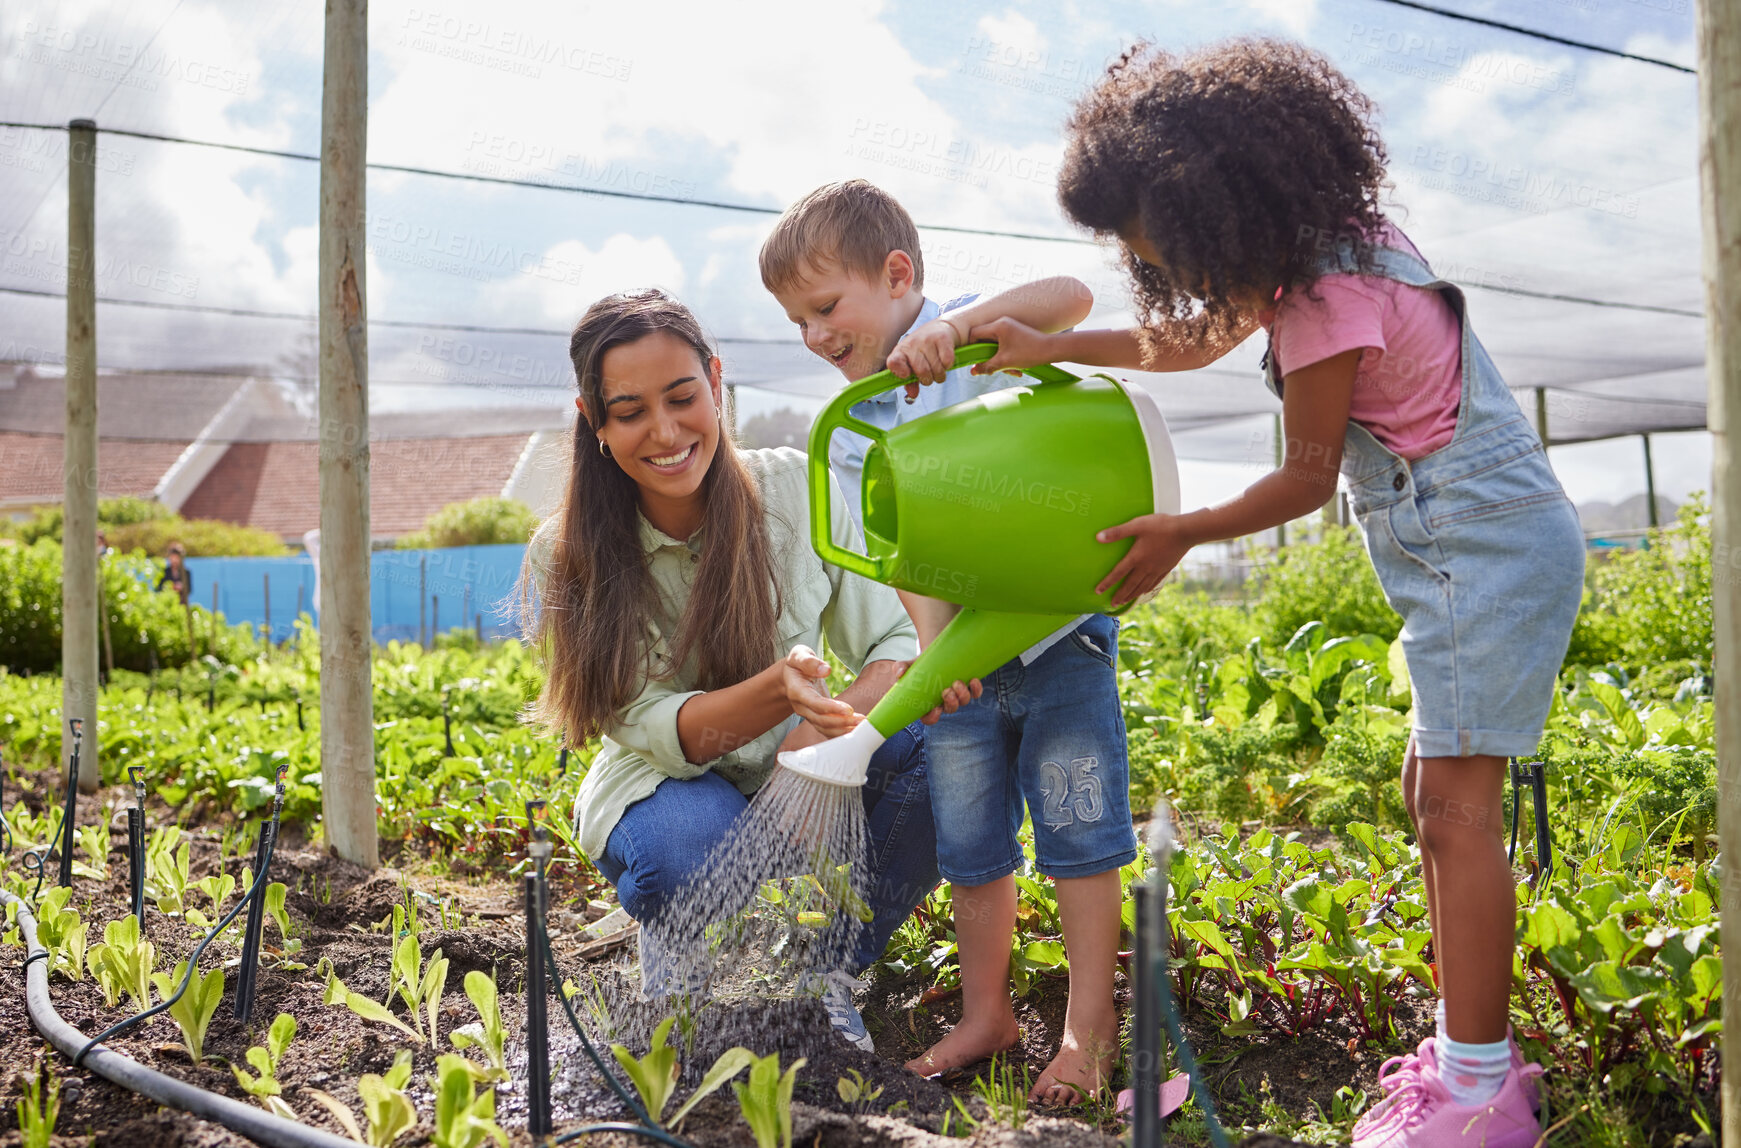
[520,288,964,1050]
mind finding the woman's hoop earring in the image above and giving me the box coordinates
[598,439,612,459]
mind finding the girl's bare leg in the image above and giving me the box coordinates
[1407,750,1513,1044]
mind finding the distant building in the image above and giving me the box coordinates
[0,363,570,543]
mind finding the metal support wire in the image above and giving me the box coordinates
[76,771,285,1064]
[127,767,147,921]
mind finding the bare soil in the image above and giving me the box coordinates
[0,782,1463,1148]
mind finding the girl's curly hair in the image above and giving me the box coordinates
[1059,38,1390,357]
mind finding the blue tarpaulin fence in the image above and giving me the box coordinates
[180,544,526,645]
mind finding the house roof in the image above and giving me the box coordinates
[178,434,536,540]
[1,364,560,538]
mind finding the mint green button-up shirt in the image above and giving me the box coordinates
[561,447,919,859]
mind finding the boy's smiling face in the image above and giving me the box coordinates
[771,251,920,382]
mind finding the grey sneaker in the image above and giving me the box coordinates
[807,970,874,1053]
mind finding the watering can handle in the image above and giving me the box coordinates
[807,342,1080,579]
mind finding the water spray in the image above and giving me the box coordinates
[1507,758,1554,890]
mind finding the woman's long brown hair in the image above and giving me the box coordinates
[520,289,781,746]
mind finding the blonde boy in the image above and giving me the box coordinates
[759,179,1135,1105]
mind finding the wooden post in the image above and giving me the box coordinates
[318,0,378,869]
[1641,433,1660,528]
[62,118,100,793]
[1696,0,1740,1139]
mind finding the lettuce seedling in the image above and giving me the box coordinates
[448,969,507,1080]
[387,925,449,1042]
[262,881,302,957]
[32,888,87,982]
[232,1012,298,1120]
[430,1054,507,1148]
[74,821,110,881]
[610,1016,680,1125]
[733,1052,806,1148]
[87,913,155,1010]
[355,1050,417,1147]
[670,1047,756,1131]
[317,956,421,1041]
[188,870,236,931]
[146,829,192,917]
[151,959,224,1062]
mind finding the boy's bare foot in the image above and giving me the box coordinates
[904,1014,1019,1078]
[1029,1031,1116,1106]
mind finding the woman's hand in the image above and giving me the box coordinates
[781,644,860,738]
[1094,513,1194,607]
[896,663,983,725]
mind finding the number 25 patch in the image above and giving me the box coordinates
[1039,756,1104,829]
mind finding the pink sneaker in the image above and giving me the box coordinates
[1375,1038,1537,1113]
[1354,1041,1544,1148]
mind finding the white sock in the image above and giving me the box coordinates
[1434,1000,1447,1045]
[1437,1032,1512,1107]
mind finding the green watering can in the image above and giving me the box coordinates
[778,342,1181,787]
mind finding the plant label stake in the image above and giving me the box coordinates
[127,767,147,921]
[57,719,82,889]
[524,799,553,1138]
[235,765,288,1025]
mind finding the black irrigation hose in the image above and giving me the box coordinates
[75,824,280,1063]
[3,888,360,1148]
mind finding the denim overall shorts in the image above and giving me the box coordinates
[1264,241,1585,758]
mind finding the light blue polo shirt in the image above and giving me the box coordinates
[825,293,1084,664]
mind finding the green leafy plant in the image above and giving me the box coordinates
[396,496,537,550]
[75,820,110,880]
[429,1054,508,1148]
[611,1016,681,1126]
[835,1068,884,1114]
[232,1012,298,1119]
[670,1048,757,1131]
[32,887,87,982]
[317,956,421,1041]
[261,880,304,960]
[151,960,224,1062]
[355,1049,418,1146]
[733,1052,806,1148]
[449,969,508,1081]
[187,870,237,931]
[385,903,449,1041]
[145,826,192,917]
[16,1055,60,1148]
[87,913,156,1010]
[971,1054,1030,1130]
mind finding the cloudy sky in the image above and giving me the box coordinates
[0,0,1710,516]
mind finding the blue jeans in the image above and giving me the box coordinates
[594,721,939,973]
[925,613,1136,885]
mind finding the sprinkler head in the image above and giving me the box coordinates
[775,721,887,788]
[525,799,554,861]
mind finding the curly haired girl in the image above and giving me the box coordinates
[972,38,1579,1147]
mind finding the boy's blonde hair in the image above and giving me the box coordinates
[759,179,925,294]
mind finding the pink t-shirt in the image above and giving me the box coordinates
[1259,225,1463,460]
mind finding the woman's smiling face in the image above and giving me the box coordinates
[588,330,724,536]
